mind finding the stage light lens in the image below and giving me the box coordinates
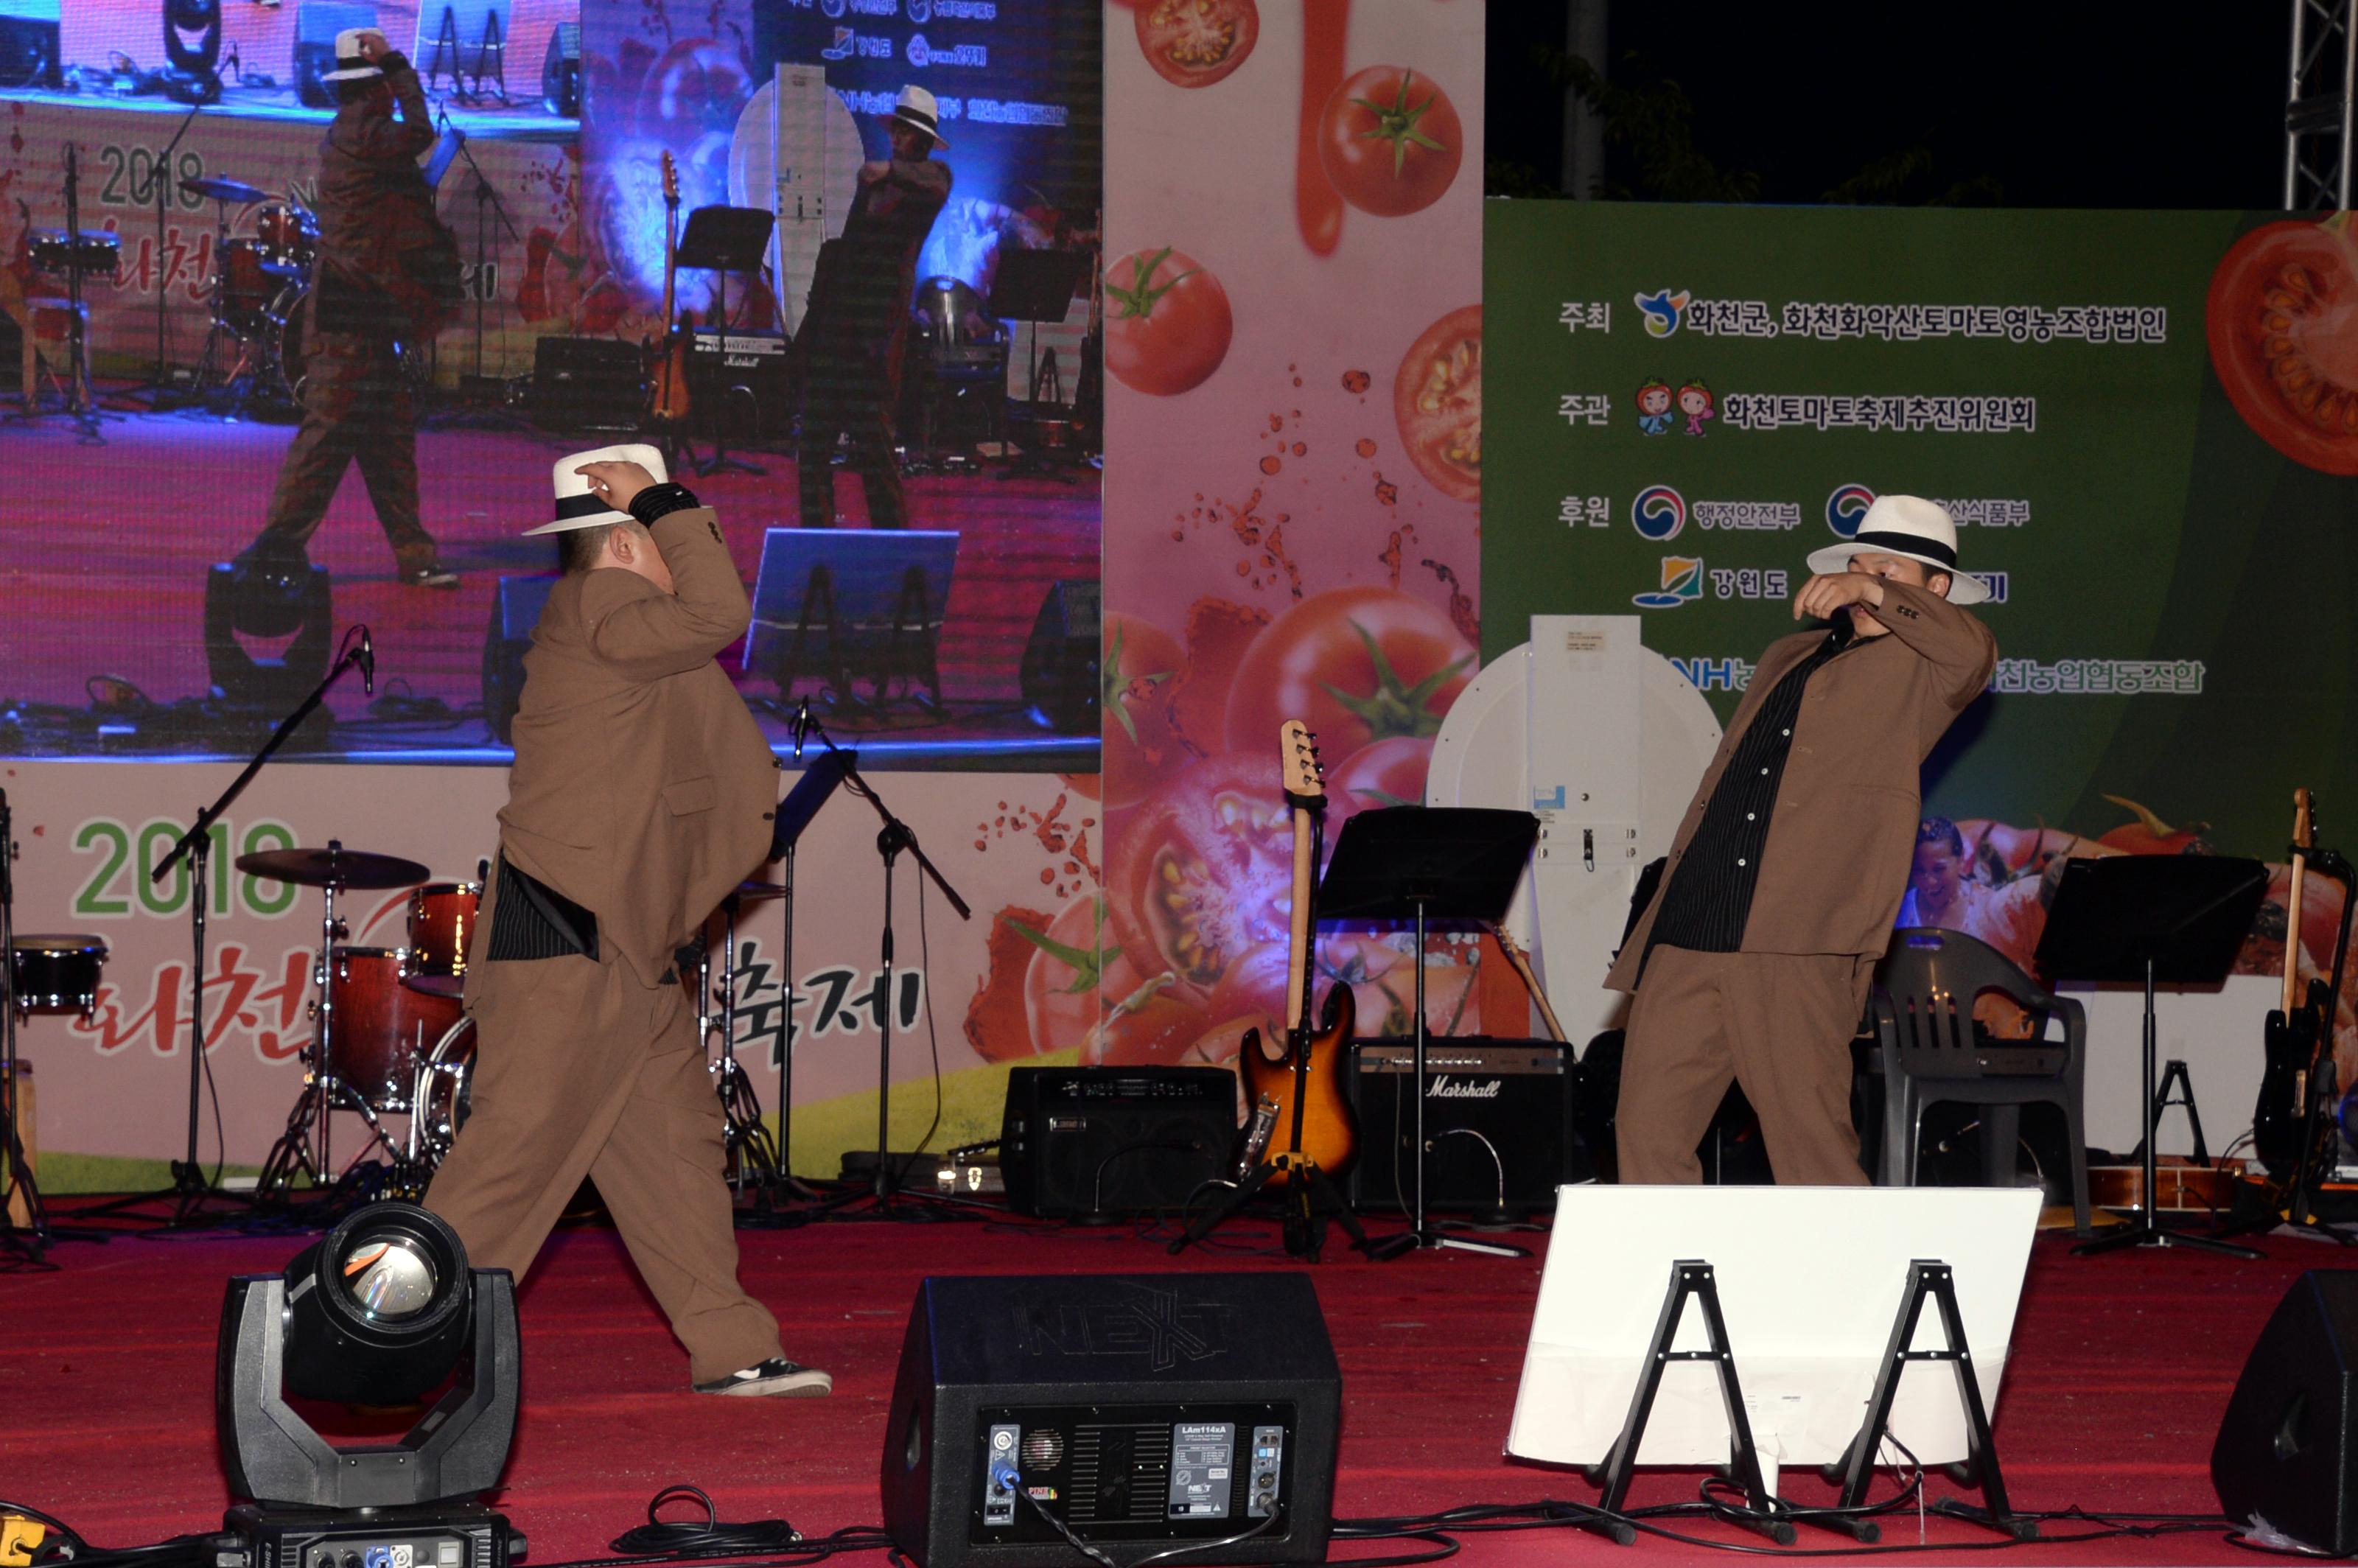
[281,1202,473,1405]
[341,1237,438,1320]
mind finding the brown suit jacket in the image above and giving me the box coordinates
[312,60,443,337]
[1605,579,1997,992]
[495,508,778,989]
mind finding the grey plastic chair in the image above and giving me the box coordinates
[1871,926,2093,1237]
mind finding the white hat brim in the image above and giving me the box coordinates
[320,64,383,80]
[524,506,637,535]
[1804,542,1990,605]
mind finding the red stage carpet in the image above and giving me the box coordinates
[0,1212,2318,1566]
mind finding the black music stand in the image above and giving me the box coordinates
[674,205,777,477]
[1320,806,1540,1260]
[987,249,1092,482]
[2035,855,2269,1258]
[742,528,959,718]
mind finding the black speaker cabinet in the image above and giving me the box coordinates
[2214,1270,2358,1553]
[998,1067,1233,1219]
[531,336,646,431]
[1346,1038,1584,1216]
[480,575,556,745]
[540,21,580,114]
[1018,580,1099,735]
[0,0,60,91]
[882,1273,1339,1568]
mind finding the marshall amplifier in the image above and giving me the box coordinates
[1347,1039,1584,1217]
[999,1068,1238,1220]
[687,326,791,439]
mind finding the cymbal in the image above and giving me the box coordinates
[234,847,432,889]
[733,880,791,901]
[181,175,269,204]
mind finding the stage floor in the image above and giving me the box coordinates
[0,1206,2322,1567]
[0,406,1100,769]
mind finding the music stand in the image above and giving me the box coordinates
[987,249,1091,482]
[674,205,777,477]
[757,746,857,1204]
[743,528,959,717]
[2035,855,2269,1259]
[1319,806,1540,1260]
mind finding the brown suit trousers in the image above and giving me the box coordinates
[1614,946,1875,1186]
[424,892,781,1385]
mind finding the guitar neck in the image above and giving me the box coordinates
[1285,810,1312,1034]
[2287,850,2309,1017]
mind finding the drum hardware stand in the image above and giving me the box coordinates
[1,789,56,1260]
[81,629,374,1226]
[791,715,972,1217]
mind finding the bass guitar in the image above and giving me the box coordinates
[2256,789,2323,1176]
[646,151,691,427]
[1238,718,1360,1183]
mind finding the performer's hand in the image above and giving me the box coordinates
[576,460,658,514]
[355,29,391,61]
[1792,571,1884,623]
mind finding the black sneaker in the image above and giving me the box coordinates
[693,1358,833,1397]
[399,562,460,589]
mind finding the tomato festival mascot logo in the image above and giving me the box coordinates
[1634,378,1673,435]
[1634,288,1690,338]
[1825,483,1876,539]
[1634,556,1704,610]
[1630,483,1687,542]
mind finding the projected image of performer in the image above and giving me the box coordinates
[243,28,457,589]
[426,446,828,1398]
[1607,496,1998,1185]
[794,85,954,530]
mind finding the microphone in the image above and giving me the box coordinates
[357,628,375,696]
[791,697,811,762]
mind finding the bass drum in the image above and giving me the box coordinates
[410,1014,474,1172]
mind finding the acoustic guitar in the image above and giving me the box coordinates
[646,151,691,427]
[2254,788,2323,1177]
[1237,720,1359,1183]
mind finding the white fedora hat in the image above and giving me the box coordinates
[525,443,670,535]
[891,84,949,150]
[320,28,385,82]
[1805,494,1989,605]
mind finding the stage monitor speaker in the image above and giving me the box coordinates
[0,0,60,91]
[539,20,578,115]
[480,574,556,744]
[1346,1038,1585,1217]
[531,335,644,431]
[293,1,377,108]
[882,1272,1339,1568]
[2214,1270,2358,1553]
[998,1067,1233,1219]
[1017,579,1099,735]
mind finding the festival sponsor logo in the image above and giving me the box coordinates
[1676,298,2169,344]
[909,32,989,67]
[1670,655,1755,692]
[850,0,898,15]
[1721,393,2037,434]
[1633,555,1704,609]
[1693,500,1800,531]
[1706,566,1791,601]
[1558,494,1611,528]
[1825,483,1876,539]
[822,26,856,59]
[1988,659,2203,695]
[1557,301,1612,333]
[1634,287,1690,338]
[1930,497,2032,527]
[1629,483,1687,541]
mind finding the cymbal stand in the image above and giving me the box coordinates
[137,98,206,405]
[1,788,53,1259]
[256,849,358,1204]
[702,895,780,1195]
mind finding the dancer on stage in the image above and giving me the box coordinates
[244,27,457,589]
[1608,495,1998,1185]
[794,85,953,530]
[426,446,828,1397]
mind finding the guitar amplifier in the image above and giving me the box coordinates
[688,326,791,438]
[999,1067,1238,1219]
[1346,1039,1584,1216]
[531,336,645,431]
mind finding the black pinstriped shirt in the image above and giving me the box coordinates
[1643,618,1859,968]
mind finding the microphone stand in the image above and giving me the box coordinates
[421,108,528,431]
[77,628,372,1226]
[140,99,206,405]
[798,711,970,1215]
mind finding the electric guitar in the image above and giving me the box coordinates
[1237,720,1359,1183]
[2256,789,2324,1177]
[646,152,691,427]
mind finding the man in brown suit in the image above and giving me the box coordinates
[245,27,455,589]
[425,444,828,1396]
[1609,495,1998,1185]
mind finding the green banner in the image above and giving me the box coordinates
[1485,201,2358,862]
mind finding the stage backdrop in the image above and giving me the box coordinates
[1486,201,2358,1079]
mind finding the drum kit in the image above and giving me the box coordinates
[183,173,319,409]
[240,842,480,1203]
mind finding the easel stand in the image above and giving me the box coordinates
[780,562,945,715]
[2033,854,2270,1259]
[1583,1259,2031,1547]
[987,248,1091,484]
[1320,807,1539,1261]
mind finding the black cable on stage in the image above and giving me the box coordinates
[606,1485,808,1559]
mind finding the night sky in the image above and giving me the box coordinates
[1488,2,2297,210]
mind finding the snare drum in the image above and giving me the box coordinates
[326,947,462,1110]
[10,934,108,1016]
[406,881,483,984]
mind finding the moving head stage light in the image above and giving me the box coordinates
[217,1203,523,1568]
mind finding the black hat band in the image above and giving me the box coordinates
[552,491,617,522]
[335,54,372,71]
[895,105,937,133]
[1850,528,1955,569]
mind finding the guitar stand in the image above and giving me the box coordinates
[1169,1147,1371,1263]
